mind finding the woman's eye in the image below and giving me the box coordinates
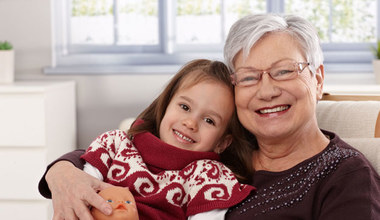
[204,118,215,125]
[275,69,294,76]
[106,199,113,203]
[240,75,258,82]
[180,104,190,111]
[236,69,259,82]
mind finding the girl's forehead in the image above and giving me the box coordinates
[179,71,224,89]
[178,78,221,94]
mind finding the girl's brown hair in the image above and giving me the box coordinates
[127,59,253,182]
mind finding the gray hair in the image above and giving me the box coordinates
[224,14,323,74]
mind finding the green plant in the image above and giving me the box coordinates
[371,40,380,59]
[0,41,13,50]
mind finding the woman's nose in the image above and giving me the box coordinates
[183,117,198,131]
[256,73,281,101]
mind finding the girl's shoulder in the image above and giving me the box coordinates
[95,129,130,142]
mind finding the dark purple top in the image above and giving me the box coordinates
[226,130,380,220]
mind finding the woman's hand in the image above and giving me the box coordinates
[46,161,113,220]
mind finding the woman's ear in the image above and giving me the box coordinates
[214,134,233,154]
[315,64,324,100]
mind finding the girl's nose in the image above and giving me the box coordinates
[183,117,198,131]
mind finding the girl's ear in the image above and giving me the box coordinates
[214,134,233,154]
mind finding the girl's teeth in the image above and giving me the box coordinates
[260,106,289,114]
[174,130,194,143]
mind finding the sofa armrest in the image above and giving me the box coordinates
[316,101,380,138]
[376,112,380,138]
[119,117,136,131]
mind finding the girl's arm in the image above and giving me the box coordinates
[84,162,104,180]
[188,209,228,220]
[38,149,86,199]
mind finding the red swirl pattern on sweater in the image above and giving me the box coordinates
[82,130,255,220]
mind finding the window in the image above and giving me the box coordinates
[47,0,378,74]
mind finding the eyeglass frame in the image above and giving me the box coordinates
[231,61,311,87]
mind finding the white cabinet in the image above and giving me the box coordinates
[0,81,76,220]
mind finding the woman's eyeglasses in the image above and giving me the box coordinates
[231,61,311,87]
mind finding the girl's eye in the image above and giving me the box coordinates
[180,104,190,111]
[204,118,215,125]
[125,201,132,204]
[106,199,113,203]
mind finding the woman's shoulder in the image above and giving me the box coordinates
[327,130,376,172]
[325,140,380,190]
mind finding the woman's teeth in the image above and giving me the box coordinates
[260,105,289,114]
[174,130,195,143]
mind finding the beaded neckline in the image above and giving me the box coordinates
[228,143,359,216]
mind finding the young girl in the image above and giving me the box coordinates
[81,59,255,220]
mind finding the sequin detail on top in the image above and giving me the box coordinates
[228,144,359,216]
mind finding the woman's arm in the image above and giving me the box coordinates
[38,150,113,220]
[38,149,86,198]
[319,164,380,219]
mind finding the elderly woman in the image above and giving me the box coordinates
[39,14,380,220]
[223,14,380,219]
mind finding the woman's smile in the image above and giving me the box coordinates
[256,105,290,115]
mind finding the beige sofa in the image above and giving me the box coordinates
[317,94,380,173]
[119,95,380,174]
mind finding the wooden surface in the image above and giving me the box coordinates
[321,93,380,101]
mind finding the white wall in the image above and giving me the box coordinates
[0,0,173,148]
